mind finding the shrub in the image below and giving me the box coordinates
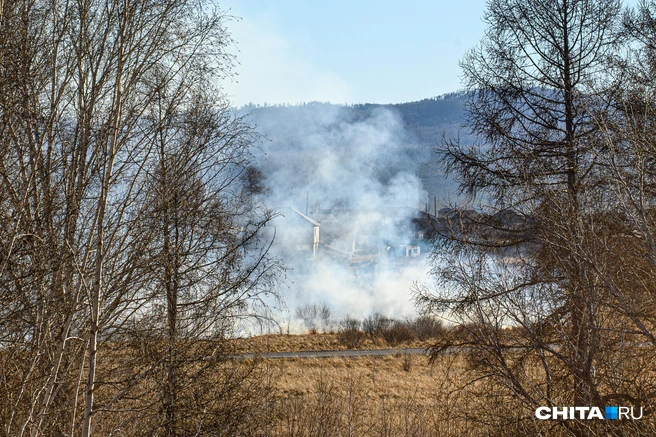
[362,313,392,339]
[408,316,446,340]
[381,321,417,346]
[338,315,365,348]
[296,303,333,333]
[402,353,412,372]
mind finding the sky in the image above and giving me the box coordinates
[220,0,640,107]
[220,0,488,106]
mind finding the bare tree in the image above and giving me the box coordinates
[0,0,280,435]
[296,303,333,334]
[590,0,656,346]
[136,84,279,435]
[412,0,653,435]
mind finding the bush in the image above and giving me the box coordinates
[381,321,417,346]
[296,303,333,333]
[338,315,365,348]
[362,313,392,339]
[402,353,412,372]
[408,316,445,340]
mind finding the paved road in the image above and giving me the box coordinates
[237,348,428,360]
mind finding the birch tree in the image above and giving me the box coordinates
[0,0,278,435]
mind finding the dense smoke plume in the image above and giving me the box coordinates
[251,104,427,209]
[244,103,441,332]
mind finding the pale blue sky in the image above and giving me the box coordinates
[220,0,637,106]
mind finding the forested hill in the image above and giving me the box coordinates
[352,92,469,145]
[242,91,469,146]
[240,93,472,206]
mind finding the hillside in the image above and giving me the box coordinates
[240,93,473,204]
[243,92,469,145]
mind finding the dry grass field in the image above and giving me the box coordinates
[234,333,538,437]
[5,332,653,436]
[231,332,430,354]
[254,349,467,436]
[243,333,655,437]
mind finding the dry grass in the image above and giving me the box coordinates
[6,333,653,436]
[257,350,491,437]
[231,332,430,354]
[274,354,443,401]
[250,335,656,437]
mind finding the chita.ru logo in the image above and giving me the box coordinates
[535,406,643,420]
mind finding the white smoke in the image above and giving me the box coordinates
[245,103,434,333]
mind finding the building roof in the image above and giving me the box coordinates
[288,207,320,226]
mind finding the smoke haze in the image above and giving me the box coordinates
[243,102,454,332]
[251,104,427,209]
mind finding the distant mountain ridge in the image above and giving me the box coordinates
[241,91,470,146]
[348,92,470,145]
[240,92,473,206]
